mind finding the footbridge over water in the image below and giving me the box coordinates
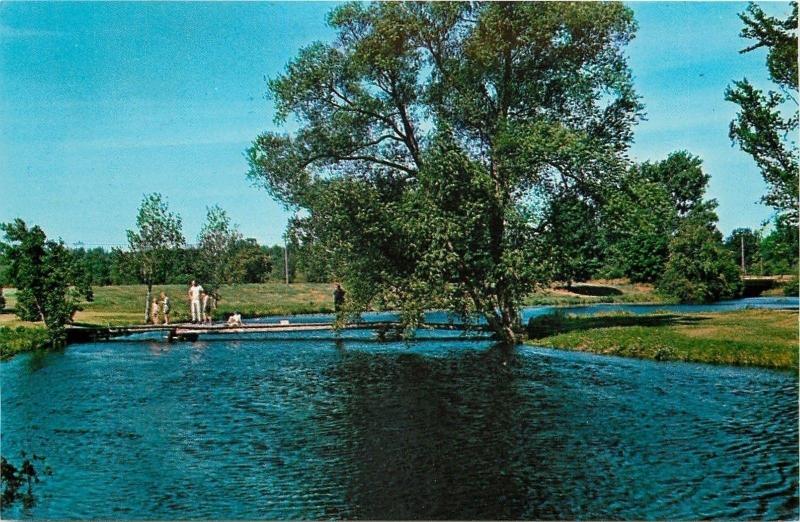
[65,321,491,344]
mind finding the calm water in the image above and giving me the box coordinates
[2,322,797,520]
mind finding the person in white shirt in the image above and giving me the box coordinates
[188,280,203,323]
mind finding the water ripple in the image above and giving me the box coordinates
[1,337,797,520]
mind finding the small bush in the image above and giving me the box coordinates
[527,311,568,339]
[783,278,799,297]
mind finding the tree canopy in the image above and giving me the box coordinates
[725,2,798,225]
[0,219,82,343]
[197,205,243,293]
[248,2,641,343]
[126,193,185,322]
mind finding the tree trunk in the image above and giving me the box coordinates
[485,303,521,346]
[144,283,152,324]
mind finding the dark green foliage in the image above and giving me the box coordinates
[639,151,710,218]
[264,244,296,282]
[726,2,798,224]
[543,194,606,286]
[126,194,186,285]
[126,193,185,322]
[600,152,729,289]
[759,216,800,274]
[109,248,141,285]
[657,210,743,303]
[1,453,51,510]
[229,239,273,283]
[783,278,798,296]
[0,220,81,343]
[196,205,243,293]
[288,216,332,283]
[724,227,762,274]
[70,247,113,286]
[248,2,641,343]
[0,327,49,360]
[602,177,675,283]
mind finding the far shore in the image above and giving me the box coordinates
[1,281,797,367]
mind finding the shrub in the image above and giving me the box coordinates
[657,213,742,303]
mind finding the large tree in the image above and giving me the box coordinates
[126,194,185,323]
[248,2,640,343]
[725,2,798,225]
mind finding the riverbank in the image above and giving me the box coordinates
[1,280,666,328]
[0,326,49,360]
[2,284,797,367]
[526,308,798,369]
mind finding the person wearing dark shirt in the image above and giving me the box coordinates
[333,284,346,312]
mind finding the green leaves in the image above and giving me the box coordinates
[657,210,743,303]
[247,2,641,342]
[726,2,798,225]
[197,205,243,292]
[725,80,798,222]
[0,219,80,344]
[126,193,186,285]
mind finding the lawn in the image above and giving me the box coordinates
[1,283,336,327]
[526,308,799,369]
[73,283,337,326]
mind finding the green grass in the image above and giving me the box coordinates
[524,280,671,306]
[0,326,49,360]
[72,282,336,326]
[526,309,799,369]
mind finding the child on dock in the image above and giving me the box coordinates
[161,292,170,325]
[151,298,160,325]
[201,291,215,324]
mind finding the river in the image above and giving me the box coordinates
[1,298,797,519]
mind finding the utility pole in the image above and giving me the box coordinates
[741,235,746,275]
[284,239,290,285]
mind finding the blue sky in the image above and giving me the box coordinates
[0,2,792,248]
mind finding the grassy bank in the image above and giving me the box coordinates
[524,280,671,306]
[0,326,49,360]
[2,283,797,369]
[0,279,663,329]
[0,283,336,358]
[526,309,798,369]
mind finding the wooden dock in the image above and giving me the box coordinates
[65,321,489,344]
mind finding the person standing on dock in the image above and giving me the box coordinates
[161,292,170,325]
[151,298,160,325]
[333,284,346,313]
[188,280,203,323]
[201,291,215,324]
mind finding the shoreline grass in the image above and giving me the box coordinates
[526,308,799,369]
[0,326,49,360]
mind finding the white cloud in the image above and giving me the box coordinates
[0,23,63,39]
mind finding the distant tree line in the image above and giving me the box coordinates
[0,203,318,291]
[0,234,301,288]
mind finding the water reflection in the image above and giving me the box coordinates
[323,347,527,519]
